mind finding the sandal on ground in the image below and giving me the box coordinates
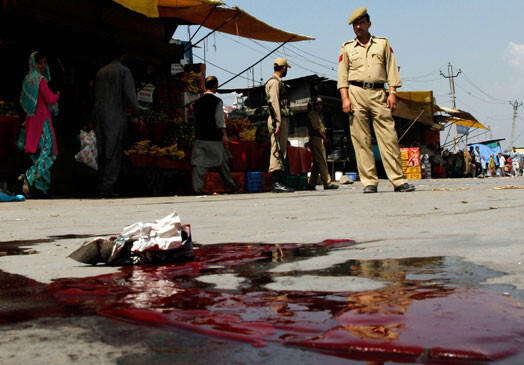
[18,174,30,196]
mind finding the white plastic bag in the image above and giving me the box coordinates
[75,130,98,170]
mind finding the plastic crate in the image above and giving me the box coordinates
[245,171,263,193]
[286,173,308,190]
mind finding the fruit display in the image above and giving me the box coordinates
[226,117,256,142]
[169,116,195,145]
[0,100,19,117]
[142,110,170,123]
[182,71,204,94]
[125,140,185,160]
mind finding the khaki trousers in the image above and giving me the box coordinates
[348,87,406,188]
[267,117,289,172]
[308,136,332,187]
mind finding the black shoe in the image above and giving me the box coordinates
[324,184,339,190]
[363,185,377,194]
[272,181,294,193]
[305,185,316,191]
[225,184,241,194]
[394,183,416,192]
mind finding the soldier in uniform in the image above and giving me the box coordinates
[266,57,294,193]
[337,7,415,193]
[306,97,338,190]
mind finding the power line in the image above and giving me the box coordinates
[248,38,336,78]
[402,77,442,83]
[216,33,336,79]
[460,70,508,104]
[403,64,447,81]
[455,83,508,105]
[193,54,252,82]
[286,43,337,66]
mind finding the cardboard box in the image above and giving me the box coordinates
[400,147,420,166]
[406,173,422,180]
[403,166,422,174]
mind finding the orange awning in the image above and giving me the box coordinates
[113,0,313,42]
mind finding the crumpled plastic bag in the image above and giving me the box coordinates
[69,211,193,266]
[75,130,98,170]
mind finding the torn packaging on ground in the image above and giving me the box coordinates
[69,212,193,266]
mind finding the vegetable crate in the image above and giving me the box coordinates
[245,172,263,193]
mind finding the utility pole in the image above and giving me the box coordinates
[509,100,522,150]
[440,62,461,152]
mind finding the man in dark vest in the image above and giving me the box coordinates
[191,76,237,194]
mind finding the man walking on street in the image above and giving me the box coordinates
[95,47,143,198]
[337,7,415,193]
[306,97,338,190]
[191,76,238,194]
[266,58,294,193]
[510,147,521,177]
[498,153,507,177]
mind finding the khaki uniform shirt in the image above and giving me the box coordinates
[337,36,402,90]
[307,110,325,137]
[266,75,284,129]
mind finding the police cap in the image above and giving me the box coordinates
[348,7,368,25]
[274,57,291,68]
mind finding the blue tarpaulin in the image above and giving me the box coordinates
[468,143,502,163]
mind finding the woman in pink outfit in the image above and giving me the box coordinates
[19,51,60,197]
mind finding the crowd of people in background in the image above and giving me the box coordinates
[416,142,523,178]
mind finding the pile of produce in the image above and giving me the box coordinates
[0,100,19,117]
[226,117,256,142]
[125,140,185,160]
[141,110,170,123]
[170,116,195,145]
[182,72,204,94]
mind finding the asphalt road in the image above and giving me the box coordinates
[1,177,524,364]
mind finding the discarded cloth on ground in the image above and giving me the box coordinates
[69,211,193,265]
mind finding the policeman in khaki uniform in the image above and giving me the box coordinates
[307,97,338,190]
[266,57,294,193]
[338,7,415,193]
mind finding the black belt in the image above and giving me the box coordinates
[349,81,385,89]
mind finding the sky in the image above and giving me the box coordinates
[174,0,524,150]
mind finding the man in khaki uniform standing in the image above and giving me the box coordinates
[266,57,294,193]
[337,7,415,193]
[307,97,338,190]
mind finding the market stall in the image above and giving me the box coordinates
[0,0,313,196]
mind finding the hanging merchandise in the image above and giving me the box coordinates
[75,130,98,170]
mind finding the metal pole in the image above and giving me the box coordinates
[509,100,522,150]
[440,62,461,152]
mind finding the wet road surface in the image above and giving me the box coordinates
[2,239,524,364]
